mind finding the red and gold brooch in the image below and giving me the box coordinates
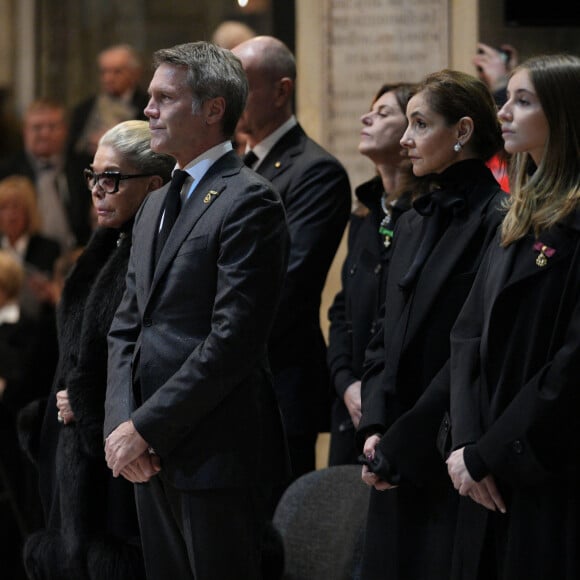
[533,241,556,267]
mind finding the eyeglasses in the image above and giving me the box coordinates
[84,169,155,194]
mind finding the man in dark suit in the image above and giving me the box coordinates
[0,99,92,249]
[103,42,290,580]
[232,36,351,483]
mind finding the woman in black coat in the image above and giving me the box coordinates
[356,70,507,580]
[327,83,416,466]
[447,54,580,579]
[23,120,174,580]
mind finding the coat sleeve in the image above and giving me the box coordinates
[327,214,364,398]
[471,294,580,485]
[104,248,142,440]
[373,360,451,486]
[451,240,580,486]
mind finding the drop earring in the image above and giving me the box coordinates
[453,142,462,153]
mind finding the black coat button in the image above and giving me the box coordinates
[143,317,152,327]
[511,440,524,454]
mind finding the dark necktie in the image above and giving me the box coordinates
[155,169,188,263]
[242,150,258,167]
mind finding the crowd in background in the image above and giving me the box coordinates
[0,27,578,580]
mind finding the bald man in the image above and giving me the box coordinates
[233,36,351,487]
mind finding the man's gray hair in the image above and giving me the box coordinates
[153,42,248,138]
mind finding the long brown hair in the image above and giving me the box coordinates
[501,54,580,246]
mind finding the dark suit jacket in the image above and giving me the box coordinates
[104,151,290,491]
[253,123,351,435]
[0,152,92,247]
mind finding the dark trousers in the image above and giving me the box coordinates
[135,476,269,580]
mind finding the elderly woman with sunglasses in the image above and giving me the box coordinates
[23,120,173,580]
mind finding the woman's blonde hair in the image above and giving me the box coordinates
[501,54,580,246]
[0,175,42,234]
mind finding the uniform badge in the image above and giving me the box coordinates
[203,190,220,204]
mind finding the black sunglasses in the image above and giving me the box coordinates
[84,169,155,194]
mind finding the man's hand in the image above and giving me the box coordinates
[105,420,149,477]
[344,381,362,428]
[120,452,162,483]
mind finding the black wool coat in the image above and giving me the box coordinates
[357,159,506,580]
[449,210,580,580]
[327,176,411,465]
[24,225,144,580]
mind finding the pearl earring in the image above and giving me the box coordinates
[453,142,462,153]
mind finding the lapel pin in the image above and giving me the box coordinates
[274,161,281,168]
[203,190,220,204]
[533,241,556,267]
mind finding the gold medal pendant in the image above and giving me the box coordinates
[536,252,548,267]
[533,242,555,267]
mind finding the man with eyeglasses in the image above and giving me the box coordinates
[103,42,290,580]
[0,98,93,250]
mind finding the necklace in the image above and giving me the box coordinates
[379,194,394,248]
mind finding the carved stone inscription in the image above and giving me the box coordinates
[326,0,449,189]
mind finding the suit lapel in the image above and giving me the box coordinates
[255,124,305,185]
[147,153,242,298]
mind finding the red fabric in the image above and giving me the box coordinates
[486,154,510,193]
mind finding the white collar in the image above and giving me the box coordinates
[0,303,20,325]
[178,141,233,200]
[1,235,29,260]
[249,116,297,168]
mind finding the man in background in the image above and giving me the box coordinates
[232,35,351,485]
[68,44,149,167]
[0,99,91,249]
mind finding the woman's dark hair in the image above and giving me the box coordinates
[373,83,417,116]
[418,69,503,161]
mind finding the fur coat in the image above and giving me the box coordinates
[23,225,145,580]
